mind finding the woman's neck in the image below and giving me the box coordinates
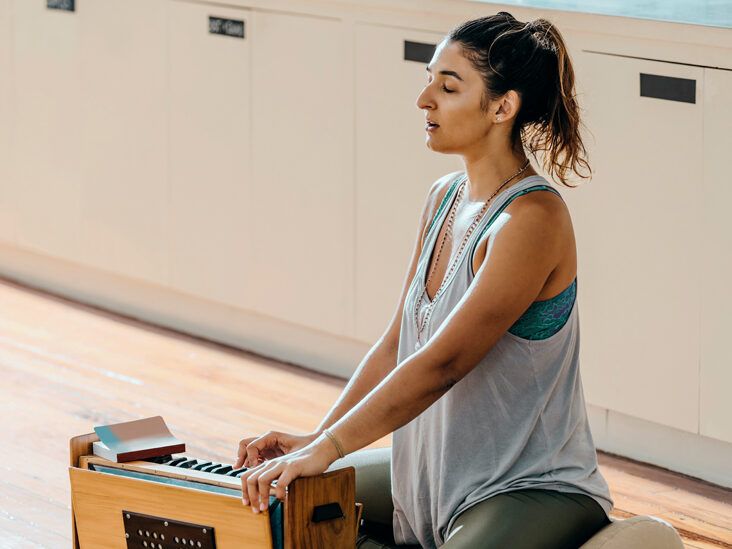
[462,157,537,204]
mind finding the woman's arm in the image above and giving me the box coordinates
[238,174,459,473]
[314,339,397,435]
[314,173,459,435]
[326,192,566,455]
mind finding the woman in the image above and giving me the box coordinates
[234,12,614,548]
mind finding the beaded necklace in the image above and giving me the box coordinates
[414,159,531,340]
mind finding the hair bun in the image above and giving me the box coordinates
[526,19,545,32]
[526,19,556,52]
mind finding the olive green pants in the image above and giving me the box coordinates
[331,447,611,548]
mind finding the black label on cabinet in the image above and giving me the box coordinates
[209,16,245,39]
[404,40,436,64]
[640,73,696,104]
[47,0,74,11]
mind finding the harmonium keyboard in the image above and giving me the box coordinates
[69,432,363,549]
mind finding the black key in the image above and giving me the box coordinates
[145,455,172,464]
[226,467,248,477]
[206,465,228,474]
[212,465,232,475]
[167,457,189,467]
[177,459,199,469]
[192,461,213,471]
[201,463,223,472]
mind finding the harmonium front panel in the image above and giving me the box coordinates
[69,452,358,549]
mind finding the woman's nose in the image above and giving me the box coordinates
[416,87,433,111]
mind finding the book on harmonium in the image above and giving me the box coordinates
[92,415,185,462]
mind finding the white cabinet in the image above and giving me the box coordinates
[77,0,168,286]
[1,3,730,448]
[248,10,353,337]
[168,2,252,309]
[0,0,12,243]
[567,51,704,434]
[8,0,83,260]
[700,67,732,444]
[354,24,463,344]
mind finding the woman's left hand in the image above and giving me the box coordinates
[240,436,340,513]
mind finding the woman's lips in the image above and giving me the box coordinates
[426,123,440,132]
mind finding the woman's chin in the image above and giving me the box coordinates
[426,139,453,154]
[425,136,441,149]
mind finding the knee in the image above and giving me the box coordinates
[327,447,393,526]
[328,447,392,493]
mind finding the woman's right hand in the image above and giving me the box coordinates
[234,430,320,469]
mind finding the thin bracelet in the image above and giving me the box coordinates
[323,428,345,458]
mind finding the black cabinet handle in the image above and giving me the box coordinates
[311,502,345,523]
[404,40,437,64]
[640,73,696,104]
[209,16,245,39]
[47,0,75,11]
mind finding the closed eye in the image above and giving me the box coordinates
[427,77,455,94]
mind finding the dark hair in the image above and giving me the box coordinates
[447,12,590,187]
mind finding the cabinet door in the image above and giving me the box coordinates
[78,0,168,286]
[567,52,703,434]
[700,67,732,444]
[249,11,353,336]
[354,24,463,345]
[9,0,83,259]
[0,0,12,242]
[169,2,252,308]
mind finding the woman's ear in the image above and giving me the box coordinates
[494,90,521,122]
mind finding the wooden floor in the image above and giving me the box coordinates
[0,276,730,548]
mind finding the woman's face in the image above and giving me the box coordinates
[416,39,508,155]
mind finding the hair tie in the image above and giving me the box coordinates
[526,20,555,53]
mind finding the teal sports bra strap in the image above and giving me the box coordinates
[468,184,563,273]
[422,173,466,246]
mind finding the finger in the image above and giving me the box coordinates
[273,466,297,501]
[245,435,271,467]
[240,462,266,505]
[245,441,261,468]
[244,466,259,509]
[240,469,251,505]
[257,464,284,512]
[246,461,276,513]
[235,437,256,469]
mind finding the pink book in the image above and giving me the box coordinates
[92,415,185,462]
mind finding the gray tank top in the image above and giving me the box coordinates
[391,173,614,548]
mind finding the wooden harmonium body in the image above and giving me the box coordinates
[69,433,361,549]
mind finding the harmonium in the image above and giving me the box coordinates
[69,431,363,548]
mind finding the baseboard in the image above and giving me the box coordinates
[587,404,732,489]
[0,241,371,380]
